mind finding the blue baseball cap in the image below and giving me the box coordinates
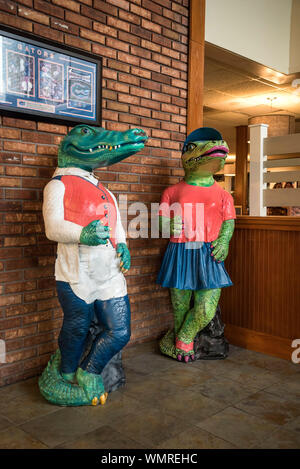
[184,127,223,146]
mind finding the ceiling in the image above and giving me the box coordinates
[203,56,300,154]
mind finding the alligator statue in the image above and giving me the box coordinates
[39,124,147,406]
[157,127,235,362]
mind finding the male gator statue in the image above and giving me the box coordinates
[157,127,236,362]
[39,124,147,406]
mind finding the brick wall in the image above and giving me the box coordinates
[0,0,189,386]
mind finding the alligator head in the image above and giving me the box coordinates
[181,127,229,182]
[58,125,148,171]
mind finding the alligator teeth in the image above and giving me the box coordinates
[89,148,93,153]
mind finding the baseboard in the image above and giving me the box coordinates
[225,324,294,361]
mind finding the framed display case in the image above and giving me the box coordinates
[0,26,102,125]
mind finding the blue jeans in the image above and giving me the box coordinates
[56,281,131,375]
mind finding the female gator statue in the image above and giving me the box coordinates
[39,124,147,406]
[157,127,236,362]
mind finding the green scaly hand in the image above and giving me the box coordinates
[211,219,235,262]
[80,220,110,246]
[116,242,131,273]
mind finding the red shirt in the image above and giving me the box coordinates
[159,180,236,242]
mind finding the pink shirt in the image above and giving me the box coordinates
[159,180,236,242]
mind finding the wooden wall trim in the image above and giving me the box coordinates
[235,126,248,214]
[187,0,205,134]
[225,324,294,361]
[236,215,300,231]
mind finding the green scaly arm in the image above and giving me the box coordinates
[211,219,235,262]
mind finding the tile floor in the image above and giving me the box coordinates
[0,341,299,449]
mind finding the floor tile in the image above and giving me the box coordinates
[57,425,143,449]
[284,415,300,434]
[0,391,60,425]
[123,340,159,359]
[109,407,190,447]
[0,377,38,402]
[158,427,237,449]
[156,389,228,424]
[0,426,48,449]
[121,374,183,404]
[264,373,300,399]
[0,415,12,432]
[254,428,300,449]
[235,391,300,425]
[123,352,179,375]
[193,375,259,405]
[0,343,298,449]
[20,407,104,448]
[213,361,282,389]
[230,351,300,377]
[150,366,215,389]
[76,390,149,427]
[196,406,279,448]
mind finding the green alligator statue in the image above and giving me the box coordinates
[157,127,235,362]
[39,124,147,406]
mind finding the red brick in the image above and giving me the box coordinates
[108,0,129,11]
[3,141,35,153]
[34,0,64,19]
[130,4,151,19]
[0,128,21,139]
[51,18,79,35]
[118,31,141,46]
[0,11,33,31]
[131,25,152,40]
[94,0,117,16]
[119,9,141,25]
[0,295,22,307]
[18,5,49,24]
[52,0,79,12]
[92,44,117,59]
[34,23,63,42]
[0,177,21,188]
[81,5,106,23]
[119,73,140,86]
[80,28,105,44]
[108,16,130,32]
[65,34,91,52]
[0,0,17,14]
[2,117,36,129]
[106,37,129,53]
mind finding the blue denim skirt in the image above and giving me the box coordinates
[157,241,233,290]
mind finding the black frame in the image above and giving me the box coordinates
[0,25,102,126]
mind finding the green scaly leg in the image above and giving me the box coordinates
[176,288,221,361]
[159,288,191,360]
[160,288,221,362]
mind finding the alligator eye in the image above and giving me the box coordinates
[81,127,90,134]
[187,143,196,151]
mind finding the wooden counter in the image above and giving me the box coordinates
[220,216,300,360]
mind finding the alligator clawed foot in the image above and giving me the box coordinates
[92,392,108,406]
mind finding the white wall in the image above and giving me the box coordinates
[289,0,300,73]
[205,0,293,74]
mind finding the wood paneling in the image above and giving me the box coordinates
[235,126,248,214]
[187,0,205,134]
[221,216,300,359]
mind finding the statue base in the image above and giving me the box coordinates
[194,305,229,360]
